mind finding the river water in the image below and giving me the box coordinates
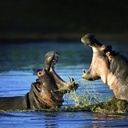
[0,40,128,128]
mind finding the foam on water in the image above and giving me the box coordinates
[64,78,112,107]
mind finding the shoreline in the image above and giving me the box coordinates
[0,33,128,43]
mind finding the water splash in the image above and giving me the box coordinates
[64,78,111,107]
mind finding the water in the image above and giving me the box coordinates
[0,40,128,127]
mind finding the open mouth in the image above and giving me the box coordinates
[51,53,59,66]
[81,34,94,46]
[81,34,103,47]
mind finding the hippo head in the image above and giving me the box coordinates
[81,34,103,47]
[81,34,128,100]
[81,34,112,52]
[29,51,63,109]
[29,70,64,109]
[81,34,113,83]
[29,51,79,109]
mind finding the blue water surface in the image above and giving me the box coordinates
[0,41,128,128]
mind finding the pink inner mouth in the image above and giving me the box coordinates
[51,53,59,66]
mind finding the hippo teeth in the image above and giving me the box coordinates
[68,76,71,82]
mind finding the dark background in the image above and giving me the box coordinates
[0,0,128,42]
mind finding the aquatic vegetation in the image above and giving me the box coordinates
[63,80,128,113]
[61,96,128,113]
[91,96,128,113]
[67,79,110,106]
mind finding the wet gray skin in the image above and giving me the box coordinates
[81,34,128,100]
[38,51,78,106]
[0,51,78,111]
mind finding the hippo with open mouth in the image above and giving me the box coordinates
[81,34,128,100]
[0,51,78,111]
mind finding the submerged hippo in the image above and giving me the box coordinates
[0,51,78,111]
[81,34,128,100]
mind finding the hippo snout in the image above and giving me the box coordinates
[81,34,102,47]
[81,34,95,45]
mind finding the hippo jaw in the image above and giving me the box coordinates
[81,34,111,82]
[81,34,103,47]
[44,51,59,72]
[30,82,63,109]
[29,84,63,109]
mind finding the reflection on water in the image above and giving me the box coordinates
[0,41,128,127]
[0,111,128,128]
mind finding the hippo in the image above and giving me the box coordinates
[81,34,128,100]
[0,51,78,111]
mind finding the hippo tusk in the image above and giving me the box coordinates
[68,77,77,85]
[68,76,71,82]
